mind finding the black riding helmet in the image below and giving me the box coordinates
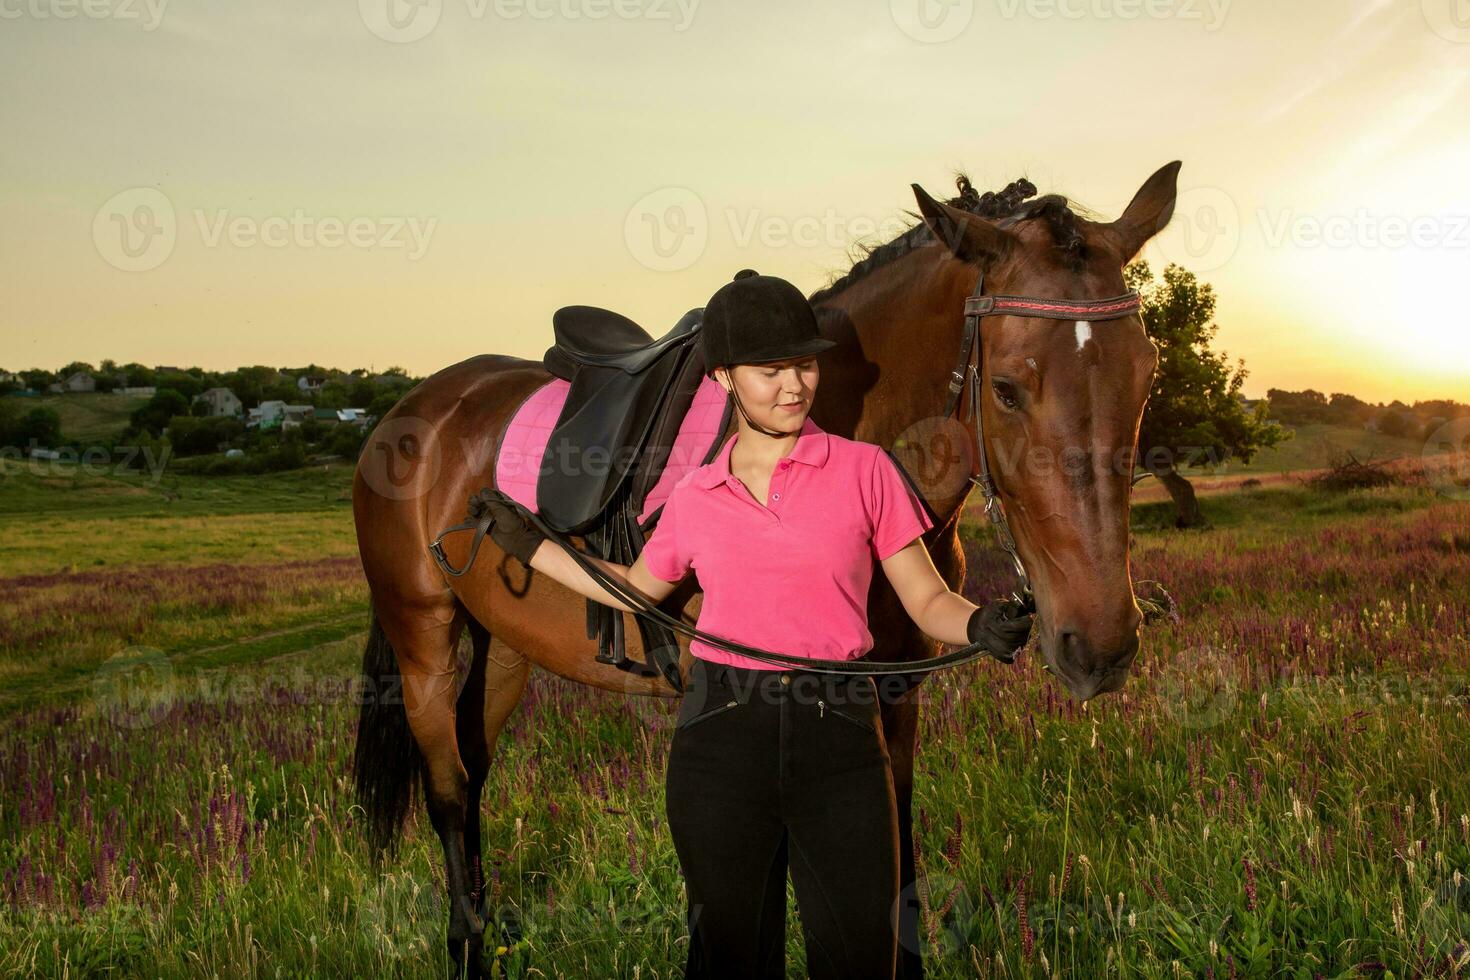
[699,270,836,380]
[699,269,836,439]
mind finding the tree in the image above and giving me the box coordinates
[366,391,402,424]
[118,363,155,387]
[58,361,96,378]
[347,377,377,408]
[129,388,191,437]
[1327,392,1373,427]
[1127,261,1287,528]
[1265,388,1330,426]
[222,365,280,409]
[0,405,63,449]
[21,369,54,391]
[1373,409,1413,439]
[153,371,203,401]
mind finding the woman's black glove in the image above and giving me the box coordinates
[468,487,546,567]
[966,598,1034,664]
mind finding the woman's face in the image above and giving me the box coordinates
[718,357,819,432]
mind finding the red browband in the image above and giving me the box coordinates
[965,291,1141,321]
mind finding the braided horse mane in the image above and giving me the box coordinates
[809,174,1099,306]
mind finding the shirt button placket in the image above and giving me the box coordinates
[771,459,789,508]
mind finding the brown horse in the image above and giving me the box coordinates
[351,160,1180,978]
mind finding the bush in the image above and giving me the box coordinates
[324,424,367,461]
[0,404,63,450]
[131,389,190,437]
[1306,451,1410,492]
[164,416,245,456]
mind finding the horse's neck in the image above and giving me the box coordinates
[811,248,976,528]
[814,248,971,447]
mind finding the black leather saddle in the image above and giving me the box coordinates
[538,304,732,690]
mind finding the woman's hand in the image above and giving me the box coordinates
[469,487,546,567]
[966,598,1034,664]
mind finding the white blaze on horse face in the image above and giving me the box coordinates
[1074,320,1093,352]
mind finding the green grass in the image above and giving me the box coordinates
[2,457,1468,977]
[0,457,357,518]
[1198,422,1435,476]
[21,392,150,443]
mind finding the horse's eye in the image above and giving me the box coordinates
[991,379,1021,411]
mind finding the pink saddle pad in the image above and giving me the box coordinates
[495,374,730,528]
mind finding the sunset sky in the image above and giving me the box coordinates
[2,0,1466,404]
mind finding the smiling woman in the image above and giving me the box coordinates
[468,267,1035,978]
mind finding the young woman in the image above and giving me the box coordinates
[479,269,1033,979]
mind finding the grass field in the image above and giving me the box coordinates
[1,451,1467,977]
[19,392,151,443]
[1190,423,1439,477]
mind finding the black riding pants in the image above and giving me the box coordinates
[664,658,900,979]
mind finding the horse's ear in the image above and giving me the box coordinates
[911,183,1016,265]
[1105,160,1182,263]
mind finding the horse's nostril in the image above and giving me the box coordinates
[1057,629,1091,674]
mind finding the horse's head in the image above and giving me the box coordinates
[912,161,1181,700]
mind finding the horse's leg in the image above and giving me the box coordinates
[454,615,531,933]
[378,599,485,979]
[882,697,924,980]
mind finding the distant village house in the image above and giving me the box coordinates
[311,407,371,425]
[46,371,95,393]
[197,387,243,418]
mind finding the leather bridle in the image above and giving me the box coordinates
[429,268,1143,678]
[941,270,1143,605]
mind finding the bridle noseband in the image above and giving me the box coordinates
[940,269,1142,604]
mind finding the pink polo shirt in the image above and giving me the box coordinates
[638,416,935,671]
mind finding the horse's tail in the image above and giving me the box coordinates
[352,606,423,859]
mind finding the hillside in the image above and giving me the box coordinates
[1197,422,1438,476]
[24,391,150,442]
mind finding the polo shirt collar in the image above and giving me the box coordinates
[693,415,830,490]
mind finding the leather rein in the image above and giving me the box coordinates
[429,271,1142,678]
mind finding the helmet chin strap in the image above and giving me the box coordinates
[724,368,796,439]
